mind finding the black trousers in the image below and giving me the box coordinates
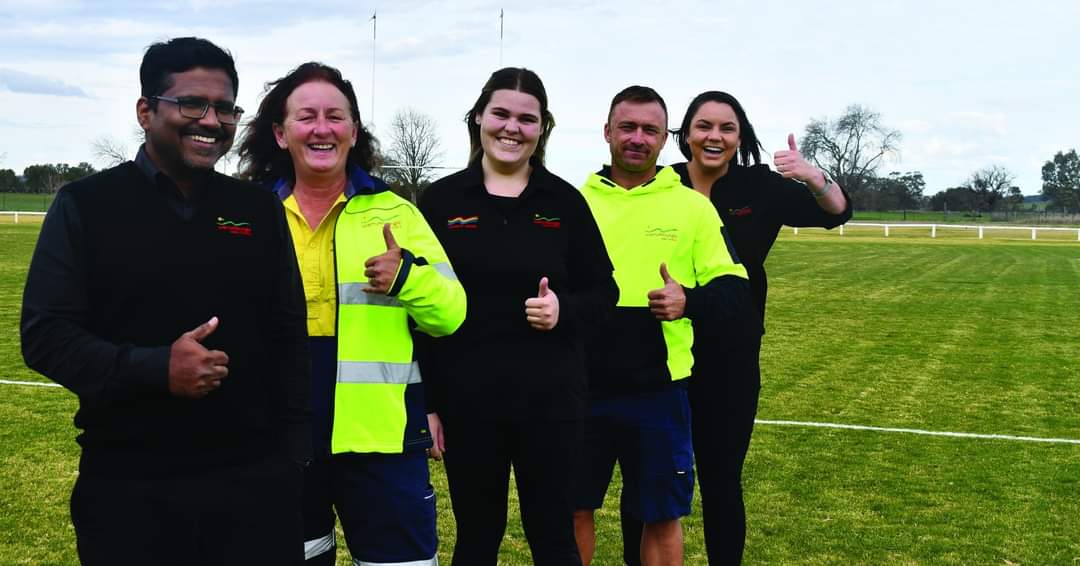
[442,416,583,566]
[71,453,304,566]
[621,334,762,565]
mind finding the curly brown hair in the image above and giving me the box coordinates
[237,62,378,185]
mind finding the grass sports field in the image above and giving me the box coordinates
[2,223,1078,565]
[0,193,54,213]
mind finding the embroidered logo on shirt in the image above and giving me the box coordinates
[216,217,253,237]
[358,214,401,229]
[644,227,678,242]
[532,214,561,229]
[730,206,753,218]
[447,216,479,230]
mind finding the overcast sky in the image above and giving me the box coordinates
[1,0,1077,195]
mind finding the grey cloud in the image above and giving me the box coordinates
[0,68,90,97]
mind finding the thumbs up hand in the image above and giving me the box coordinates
[647,263,686,321]
[525,276,560,331]
[169,316,230,399]
[773,133,827,189]
[363,223,404,294]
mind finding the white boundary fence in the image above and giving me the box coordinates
[0,211,46,223]
[793,222,1080,241]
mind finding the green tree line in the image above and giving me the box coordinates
[799,104,1078,213]
[0,162,98,194]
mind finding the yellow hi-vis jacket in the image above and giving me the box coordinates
[580,166,749,385]
[332,186,466,454]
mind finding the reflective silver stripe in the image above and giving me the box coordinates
[431,262,457,281]
[304,531,335,560]
[353,557,438,566]
[338,283,402,307]
[338,263,456,307]
[338,361,421,384]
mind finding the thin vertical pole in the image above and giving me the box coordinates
[370,11,377,126]
[499,10,504,67]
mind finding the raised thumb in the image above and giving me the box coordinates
[787,133,798,151]
[659,262,674,284]
[189,316,219,342]
[383,223,400,250]
[538,276,550,297]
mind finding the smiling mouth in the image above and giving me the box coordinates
[308,143,335,151]
[703,146,726,155]
[189,134,218,145]
[496,137,521,148]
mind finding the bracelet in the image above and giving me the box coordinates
[811,172,834,198]
[811,183,834,199]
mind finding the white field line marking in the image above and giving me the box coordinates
[0,379,62,388]
[1,380,1077,445]
[756,419,1080,445]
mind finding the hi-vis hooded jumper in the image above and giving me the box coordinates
[579,165,753,397]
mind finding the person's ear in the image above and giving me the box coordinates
[136,97,153,131]
[273,123,287,149]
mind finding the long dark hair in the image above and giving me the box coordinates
[465,67,555,167]
[237,62,377,185]
[674,91,762,167]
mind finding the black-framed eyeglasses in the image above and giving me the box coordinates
[151,95,244,125]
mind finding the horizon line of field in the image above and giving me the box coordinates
[3,379,1076,446]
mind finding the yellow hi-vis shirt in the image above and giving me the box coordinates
[280,171,466,455]
[282,193,346,338]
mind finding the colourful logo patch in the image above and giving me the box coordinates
[447,216,479,230]
[216,217,252,237]
[532,214,561,229]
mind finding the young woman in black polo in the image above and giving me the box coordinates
[418,67,617,566]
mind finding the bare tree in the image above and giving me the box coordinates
[799,104,902,203]
[92,136,131,167]
[382,108,443,202]
[966,165,1015,212]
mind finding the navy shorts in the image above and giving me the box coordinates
[574,386,694,523]
[302,450,436,564]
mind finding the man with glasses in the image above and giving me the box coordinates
[21,37,310,565]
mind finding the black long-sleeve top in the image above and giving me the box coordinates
[672,162,852,320]
[418,163,617,421]
[21,147,311,476]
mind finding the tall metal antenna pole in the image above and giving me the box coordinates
[370,11,377,126]
[499,9,504,67]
